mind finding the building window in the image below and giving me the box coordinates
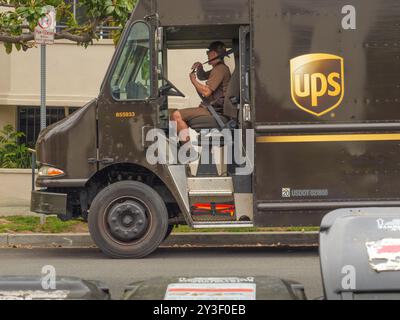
[68,107,80,115]
[18,107,71,147]
[56,1,115,39]
[63,0,88,25]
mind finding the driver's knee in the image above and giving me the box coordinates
[171,110,182,122]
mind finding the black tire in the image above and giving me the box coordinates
[164,224,174,241]
[88,181,168,259]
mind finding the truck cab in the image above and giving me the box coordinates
[31,0,400,258]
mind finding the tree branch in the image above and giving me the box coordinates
[0,16,101,44]
[55,32,94,43]
[0,32,33,43]
[0,30,96,45]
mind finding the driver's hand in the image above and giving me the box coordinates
[189,72,197,82]
[191,62,203,71]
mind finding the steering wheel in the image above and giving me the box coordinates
[159,77,186,98]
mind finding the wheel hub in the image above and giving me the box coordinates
[107,200,148,242]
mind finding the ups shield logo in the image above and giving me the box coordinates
[290,53,344,117]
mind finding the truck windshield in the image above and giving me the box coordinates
[111,21,151,100]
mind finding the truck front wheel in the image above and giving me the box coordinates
[88,181,168,259]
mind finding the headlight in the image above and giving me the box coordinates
[38,166,65,177]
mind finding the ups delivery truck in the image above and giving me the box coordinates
[31,0,400,258]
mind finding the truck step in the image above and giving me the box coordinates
[187,177,233,197]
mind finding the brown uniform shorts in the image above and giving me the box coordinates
[179,106,211,122]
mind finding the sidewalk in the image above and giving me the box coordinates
[0,207,40,217]
[0,232,319,248]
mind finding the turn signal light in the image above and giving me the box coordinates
[38,166,65,177]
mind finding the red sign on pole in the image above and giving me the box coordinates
[34,6,56,45]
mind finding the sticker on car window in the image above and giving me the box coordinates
[165,277,256,300]
[366,239,400,272]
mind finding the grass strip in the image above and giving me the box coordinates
[0,216,320,234]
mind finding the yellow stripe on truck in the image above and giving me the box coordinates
[256,133,400,143]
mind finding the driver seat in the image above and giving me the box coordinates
[189,114,229,130]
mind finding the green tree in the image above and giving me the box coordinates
[0,124,31,168]
[0,0,136,53]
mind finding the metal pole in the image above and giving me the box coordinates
[31,152,35,191]
[73,0,77,18]
[39,44,46,225]
[40,44,46,130]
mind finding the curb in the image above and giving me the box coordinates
[163,232,318,247]
[0,234,8,246]
[0,232,319,248]
[7,233,93,248]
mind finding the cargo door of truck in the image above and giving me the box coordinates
[252,0,400,227]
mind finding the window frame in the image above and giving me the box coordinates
[109,20,155,103]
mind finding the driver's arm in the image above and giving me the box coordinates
[192,62,211,81]
[197,69,211,81]
[190,73,213,98]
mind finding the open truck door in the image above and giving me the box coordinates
[181,24,254,227]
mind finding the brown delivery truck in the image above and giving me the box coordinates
[31,0,400,258]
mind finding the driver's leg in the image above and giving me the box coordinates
[171,107,210,142]
[171,110,190,142]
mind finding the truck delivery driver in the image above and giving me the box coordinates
[171,41,232,143]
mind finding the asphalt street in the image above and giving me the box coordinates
[0,247,322,299]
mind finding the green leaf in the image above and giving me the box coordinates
[0,124,31,168]
[0,1,137,53]
[105,5,115,15]
[15,7,29,15]
[4,43,12,54]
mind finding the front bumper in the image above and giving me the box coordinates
[31,190,67,216]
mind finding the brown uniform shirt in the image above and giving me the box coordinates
[197,63,231,114]
[179,63,231,123]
